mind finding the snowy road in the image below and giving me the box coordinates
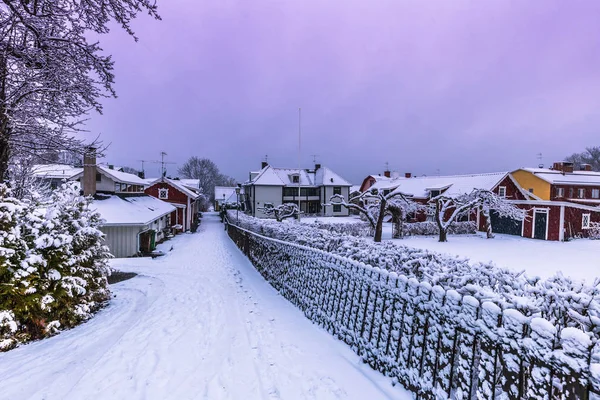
[0,213,411,400]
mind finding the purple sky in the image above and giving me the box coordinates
[85,0,600,184]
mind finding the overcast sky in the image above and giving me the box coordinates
[85,0,600,184]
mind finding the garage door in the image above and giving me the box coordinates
[490,210,523,236]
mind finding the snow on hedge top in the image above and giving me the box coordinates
[92,195,175,226]
[250,165,351,187]
[387,172,508,198]
[519,167,600,186]
[31,164,82,180]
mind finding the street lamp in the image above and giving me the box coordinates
[235,187,241,224]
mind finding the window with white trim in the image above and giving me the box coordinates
[158,188,168,199]
[593,189,600,199]
[498,186,506,198]
[578,188,585,199]
[582,213,591,229]
[333,204,341,213]
[556,187,564,198]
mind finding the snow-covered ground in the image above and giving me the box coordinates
[390,231,600,283]
[0,213,412,400]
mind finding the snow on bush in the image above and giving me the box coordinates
[589,222,600,240]
[0,183,111,350]
[309,220,476,238]
[228,211,600,398]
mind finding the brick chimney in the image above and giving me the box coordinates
[315,163,321,170]
[83,147,97,196]
[581,163,593,172]
[405,172,412,178]
[384,170,391,178]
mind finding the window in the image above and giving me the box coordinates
[300,187,318,196]
[528,188,534,193]
[158,188,168,199]
[96,172,102,182]
[333,187,342,195]
[556,187,564,198]
[430,190,440,198]
[291,175,299,183]
[569,188,574,198]
[333,204,342,213]
[582,213,591,229]
[578,188,585,199]
[498,186,506,198]
[283,187,298,196]
[593,189,600,199]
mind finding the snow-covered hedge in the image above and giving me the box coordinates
[589,222,600,240]
[309,221,372,237]
[0,183,111,350]
[403,221,476,236]
[227,212,600,398]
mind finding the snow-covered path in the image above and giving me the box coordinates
[0,213,411,400]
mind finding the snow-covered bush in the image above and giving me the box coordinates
[403,221,476,236]
[0,183,111,349]
[228,211,600,398]
[310,221,372,237]
[589,222,600,240]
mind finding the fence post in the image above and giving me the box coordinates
[500,309,527,399]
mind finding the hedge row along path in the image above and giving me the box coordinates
[0,213,410,400]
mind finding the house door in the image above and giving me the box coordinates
[533,211,548,240]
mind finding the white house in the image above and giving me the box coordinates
[243,162,352,218]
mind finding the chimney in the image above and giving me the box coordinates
[405,172,412,178]
[83,147,97,196]
[108,164,114,170]
[384,170,391,178]
[581,163,592,172]
[261,161,268,169]
[138,170,145,179]
[315,163,321,170]
[552,161,574,174]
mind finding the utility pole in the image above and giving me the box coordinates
[298,107,301,221]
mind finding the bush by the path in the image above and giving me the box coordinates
[0,183,111,350]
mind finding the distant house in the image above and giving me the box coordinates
[31,164,83,189]
[214,186,241,211]
[359,168,600,241]
[512,162,600,205]
[243,162,352,218]
[145,177,202,232]
[74,151,175,257]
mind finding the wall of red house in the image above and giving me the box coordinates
[550,185,600,201]
[493,176,527,200]
[145,182,189,205]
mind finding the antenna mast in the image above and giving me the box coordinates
[298,107,301,221]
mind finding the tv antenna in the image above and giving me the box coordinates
[138,151,175,177]
[537,152,544,168]
[311,154,319,164]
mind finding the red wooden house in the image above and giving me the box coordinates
[145,177,203,232]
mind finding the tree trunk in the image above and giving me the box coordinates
[374,200,386,242]
[0,127,9,182]
[435,200,447,242]
[483,209,494,238]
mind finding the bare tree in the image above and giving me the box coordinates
[430,189,526,242]
[0,1,161,179]
[7,155,50,200]
[327,188,416,242]
[178,157,236,202]
[259,203,300,222]
[565,146,600,171]
[387,196,425,239]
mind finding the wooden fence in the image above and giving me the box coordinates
[226,221,599,399]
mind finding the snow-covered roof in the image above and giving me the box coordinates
[149,177,202,199]
[518,168,600,186]
[92,195,175,226]
[178,179,201,191]
[215,186,239,202]
[97,165,147,186]
[248,165,351,187]
[388,172,508,198]
[71,165,147,186]
[32,164,82,180]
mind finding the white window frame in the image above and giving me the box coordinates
[582,213,591,229]
[593,189,600,199]
[556,187,564,198]
[158,188,169,200]
[498,186,506,198]
[578,188,585,199]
